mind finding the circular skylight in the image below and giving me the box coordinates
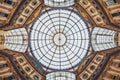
[30,9,90,70]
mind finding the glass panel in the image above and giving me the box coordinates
[46,72,76,80]
[0,12,8,17]
[105,0,116,6]
[4,28,28,53]
[92,27,117,51]
[3,0,15,6]
[44,0,74,7]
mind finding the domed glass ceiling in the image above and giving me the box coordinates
[30,8,90,70]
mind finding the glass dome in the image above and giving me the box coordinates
[30,8,90,70]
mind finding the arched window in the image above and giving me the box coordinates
[19,58,24,63]
[90,65,95,71]
[0,64,8,68]
[33,75,39,80]
[105,0,116,6]
[44,0,74,7]
[0,12,8,17]
[82,73,88,79]
[3,0,15,6]
[25,67,31,72]
[2,75,15,80]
